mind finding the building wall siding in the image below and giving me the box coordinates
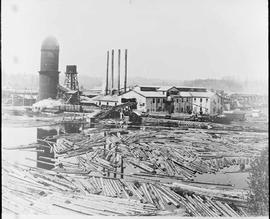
[92,88,224,115]
[191,94,222,115]
[192,97,211,114]
[173,97,192,113]
[120,91,147,112]
[95,100,118,107]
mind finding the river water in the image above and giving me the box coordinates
[195,167,249,189]
[2,126,37,167]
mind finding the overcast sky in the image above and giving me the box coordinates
[2,0,268,82]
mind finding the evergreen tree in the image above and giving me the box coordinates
[247,148,269,216]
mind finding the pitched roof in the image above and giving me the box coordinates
[131,85,167,97]
[138,91,166,98]
[92,95,119,102]
[179,91,193,97]
[157,86,175,91]
[82,89,102,96]
[189,91,215,98]
[130,89,166,98]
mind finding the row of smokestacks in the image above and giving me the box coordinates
[105,49,128,95]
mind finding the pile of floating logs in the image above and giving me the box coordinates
[142,117,268,132]
[143,117,210,129]
[3,160,248,216]
[46,128,266,181]
[54,133,106,155]
[4,127,266,180]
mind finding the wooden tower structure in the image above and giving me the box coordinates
[64,65,79,90]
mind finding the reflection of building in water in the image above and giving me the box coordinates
[37,128,57,170]
[36,123,87,170]
[62,122,81,133]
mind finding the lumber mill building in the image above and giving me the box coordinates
[93,85,224,115]
[93,49,224,115]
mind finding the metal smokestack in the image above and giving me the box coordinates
[124,49,128,93]
[105,51,109,95]
[111,49,114,93]
[118,49,121,94]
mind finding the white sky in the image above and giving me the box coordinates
[1,0,268,81]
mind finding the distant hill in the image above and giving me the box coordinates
[182,79,243,92]
[2,73,267,95]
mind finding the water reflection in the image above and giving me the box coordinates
[62,122,81,133]
[37,128,56,170]
[36,123,81,170]
[2,127,37,166]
